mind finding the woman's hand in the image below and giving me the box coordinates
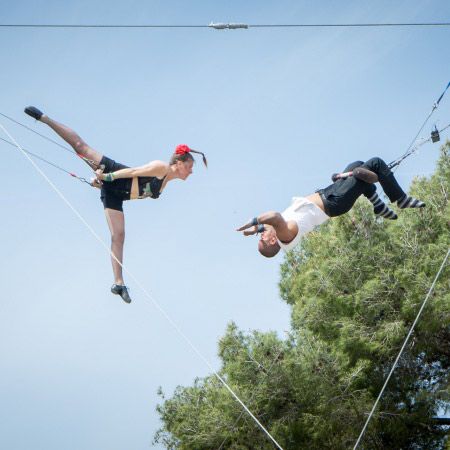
[95,167,106,182]
[90,177,102,189]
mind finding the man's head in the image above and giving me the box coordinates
[258,226,281,258]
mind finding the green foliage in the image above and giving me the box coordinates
[155,146,450,449]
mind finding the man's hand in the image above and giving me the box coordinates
[236,218,258,233]
[242,226,259,236]
[237,211,296,243]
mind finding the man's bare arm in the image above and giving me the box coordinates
[236,211,297,242]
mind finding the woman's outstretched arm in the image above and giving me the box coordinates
[98,160,168,181]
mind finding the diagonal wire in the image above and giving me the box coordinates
[389,81,450,169]
[353,247,450,449]
[0,135,91,184]
[217,333,286,450]
[0,112,75,155]
[0,121,284,450]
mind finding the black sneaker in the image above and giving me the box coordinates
[24,106,44,120]
[111,284,132,304]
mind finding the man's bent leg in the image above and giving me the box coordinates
[318,162,366,217]
[362,157,405,202]
[343,160,365,173]
[363,157,425,209]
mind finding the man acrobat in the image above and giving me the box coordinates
[236,157,425,257]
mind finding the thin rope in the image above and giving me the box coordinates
[353,247,450,450]
[251,23,450,28]
[389,121,450,171]
[217,337,286,450]
[0,112,74,154]
[1,22,450,28]
[389,108,437,170]
[0,121,284,450]
[0,135,91,184]
[0,112,100,168]
[389,81,450,169]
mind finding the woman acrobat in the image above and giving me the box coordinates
[24,106,207,303]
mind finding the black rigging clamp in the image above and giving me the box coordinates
[431,126,440,143]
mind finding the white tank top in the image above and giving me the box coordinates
[277,197,329,251]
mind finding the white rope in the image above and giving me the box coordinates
[217,333,287,450]
[353,247,450,449]
[0,121,284,450]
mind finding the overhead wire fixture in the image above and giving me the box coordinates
[209,22,248,30]
[431,125,440,142]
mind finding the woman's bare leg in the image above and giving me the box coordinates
[39,114,103,170]
[104,208,126,285]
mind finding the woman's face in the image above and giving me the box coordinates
[177,159,194,180]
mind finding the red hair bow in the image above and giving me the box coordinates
[175,144,191,155]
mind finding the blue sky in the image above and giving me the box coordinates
[1,1,449,449]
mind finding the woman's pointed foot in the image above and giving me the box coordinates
[111,284,132,304]
[24,106,44,121]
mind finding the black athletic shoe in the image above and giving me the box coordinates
[111,284,132,304]
[24,106,43,120]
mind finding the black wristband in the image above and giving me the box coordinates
[251,217,259,226]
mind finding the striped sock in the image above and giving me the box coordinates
[397,195,426,209]
[368,192,398,220]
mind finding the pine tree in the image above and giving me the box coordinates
[155,145,450,449]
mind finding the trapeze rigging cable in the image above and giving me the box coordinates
[0,112,74,153]
[0,120,285,450]
[0,112,100,167]
[1,21,450,29]
[388,81,450,169]
[217,339,287,450]
[0,135,92,185]
[353,248,450,449]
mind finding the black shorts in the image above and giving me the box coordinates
[99,156,132,212]
[316,157,404,217]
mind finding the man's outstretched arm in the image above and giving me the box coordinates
[236,211,297,242]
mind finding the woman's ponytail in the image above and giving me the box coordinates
[189,149,208,167]
[171,144,207,168]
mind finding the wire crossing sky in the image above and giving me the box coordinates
[1,21,450,28]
